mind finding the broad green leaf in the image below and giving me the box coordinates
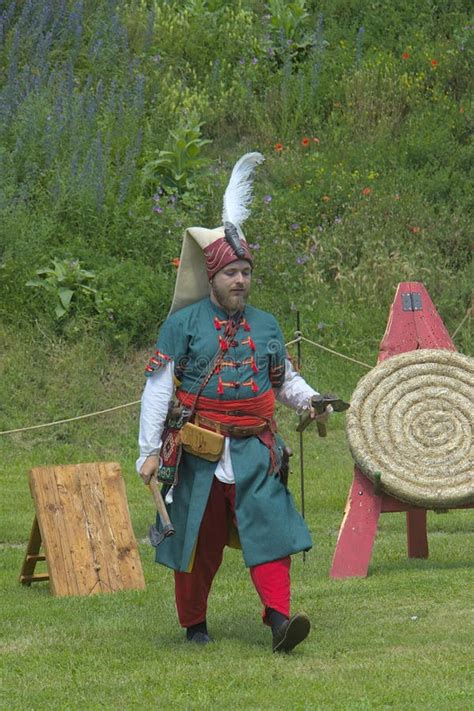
[59,288,74,309]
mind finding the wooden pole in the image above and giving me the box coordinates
[296,311,306,562]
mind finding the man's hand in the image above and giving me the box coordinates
[308,399,333,436]
[308,401,334,424]
[140,454,159,484]
[296,396,337,436]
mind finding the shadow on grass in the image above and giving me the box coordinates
[155,616,270,653]
[369,557,474,575]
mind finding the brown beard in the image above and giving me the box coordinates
[211,282,249,313]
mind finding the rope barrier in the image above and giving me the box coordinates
[1,292,467,437]
[0,401,141,436]
[0,330,405,437]
[297,336,373,370]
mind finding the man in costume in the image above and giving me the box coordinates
[137,153,329,653]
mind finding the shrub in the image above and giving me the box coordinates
[0,0,471,361]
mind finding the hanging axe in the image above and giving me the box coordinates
[148,476,175,547]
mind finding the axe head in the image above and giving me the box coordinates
[149,522,175,548]
[312,393,350,414]
[296,393,350,433]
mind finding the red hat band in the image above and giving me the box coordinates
[203,237,252,280]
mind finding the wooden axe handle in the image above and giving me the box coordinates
[297,413,327,435]
[316,421,327,437]
[148,477,173,529]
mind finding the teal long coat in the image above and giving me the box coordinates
[155,435,312,571]
[145,298,312,571]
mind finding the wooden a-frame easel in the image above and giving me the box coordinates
[19,461,145,596]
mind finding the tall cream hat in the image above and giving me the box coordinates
[169,153,264,315]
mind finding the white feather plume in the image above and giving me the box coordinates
[222,152,264,228]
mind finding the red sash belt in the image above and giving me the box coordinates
[177,388,275,428]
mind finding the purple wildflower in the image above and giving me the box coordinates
[153,205,163,214]
[309,244,318,254]
[263,194,272,204]
[252,57,258,65]
[290,223,300,230]
[249,243,260,250]
[296,255,309,265]
[334,216,342,224]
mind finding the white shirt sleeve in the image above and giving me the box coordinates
[136,361,175,473]
[276,358,319,413]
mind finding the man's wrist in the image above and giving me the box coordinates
[296,394,318,416]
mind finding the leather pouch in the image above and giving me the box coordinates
[180,420,224,462]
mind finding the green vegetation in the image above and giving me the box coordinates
[0,2,472,708]
[0,0,471,353]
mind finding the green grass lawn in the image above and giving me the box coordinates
[1,418,472,710]
[1,2,472,707]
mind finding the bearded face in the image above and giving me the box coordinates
[210,259,252,314]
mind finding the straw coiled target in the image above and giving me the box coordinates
[346,349,473,508]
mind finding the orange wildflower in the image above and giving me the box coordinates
[301,137,310,147]
[402,52,410,60]
[361,187,372,196]
[322,195,331,203]
[274,142,283,152]
[408,226,421,234]
[431,59,438,67]
[171,258,180,268]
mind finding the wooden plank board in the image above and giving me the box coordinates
[378,282,419,362]
[28,462,145,597]
[412,284,456,350]
[330,467,383,579]
[30,466,80,596]
[97,462,145,590]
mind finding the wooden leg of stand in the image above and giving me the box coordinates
[330,468,383,579]
[406,510,429,558]
[19,516,49,585]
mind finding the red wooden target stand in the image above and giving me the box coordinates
[330,281,472,579]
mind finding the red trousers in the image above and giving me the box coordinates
[174,477,291,627]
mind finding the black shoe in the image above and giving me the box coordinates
[272,612,310,653]
[185,630,213,644]
[185,620,212,645]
